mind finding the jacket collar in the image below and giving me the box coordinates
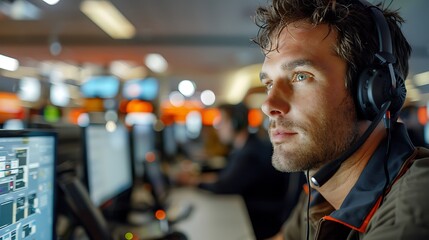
[311,122,415,231]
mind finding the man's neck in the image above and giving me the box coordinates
[309,122,387,210]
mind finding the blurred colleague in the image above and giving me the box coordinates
[253,0,429,239]
[177,102,302,239]
[399,104,429,148]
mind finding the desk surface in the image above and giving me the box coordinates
[168,187,255,240]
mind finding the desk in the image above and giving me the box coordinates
[168,187,255,240]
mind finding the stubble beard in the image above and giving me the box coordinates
[270,96,359,172]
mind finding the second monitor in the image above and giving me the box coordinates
[82,123,133,210]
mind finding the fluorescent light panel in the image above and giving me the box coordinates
[42,0,60,5]
[0,54,19,71]
[414,71,429,87]
[80,0,135,39]
[145,54,168,73]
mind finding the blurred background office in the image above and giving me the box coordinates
[1,0,429,143]
[0,0,428,240]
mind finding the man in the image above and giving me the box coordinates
[253,0,429,239]
[177,103,302,239]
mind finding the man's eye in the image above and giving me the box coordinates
[292,72,311,82]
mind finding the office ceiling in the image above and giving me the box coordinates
[0,0,428,104]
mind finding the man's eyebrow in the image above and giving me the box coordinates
[259,59,314,82]
[281,59,314,71]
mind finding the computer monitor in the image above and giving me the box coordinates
[0,130,57,240]
[82,123,133,208]
[130,124,155,181]
[161,124,177,162]
[27,122,83,177]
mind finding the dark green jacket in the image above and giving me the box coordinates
[283,123,429,240]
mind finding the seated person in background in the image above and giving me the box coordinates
[399,104,429,148]
[176,102,303,240]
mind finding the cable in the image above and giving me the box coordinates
[306,169,311,240]
[380,111,392,206]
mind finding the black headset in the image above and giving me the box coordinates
[355,0,406,121]
[311,0,406,187]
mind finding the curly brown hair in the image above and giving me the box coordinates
[253,0,411,92]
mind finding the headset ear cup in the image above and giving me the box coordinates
[356,66,406,121]
[390,76,407,118]
[357,67,393,121]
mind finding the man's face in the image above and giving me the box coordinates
[260,21,360,172]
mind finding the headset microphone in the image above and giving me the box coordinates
[311,101,391,187]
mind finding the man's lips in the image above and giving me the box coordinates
[270,129,298,143]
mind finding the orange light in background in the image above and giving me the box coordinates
[155,209,166,220]
[119,99,129,113]
[0,92,24,123]
[83,98,104,112]
[68,108,86,124]
[0,92,21,113]
[202,108,220,126]
[248,109,264,128]
[160,100,203,124]
[160,113,175,126]
[418,107,427,125]
[126,100,153,113]
[172,106,188,123]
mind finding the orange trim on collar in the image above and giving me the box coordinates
[323,197,382,232]
[303,184,310,195]
[322,149,417,232]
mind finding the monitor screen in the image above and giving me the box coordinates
[80,75,120,99]
[0,130,56,240]
[82,124,133,207]
[131,124,155,179]
[162,125,177,160]
[122,77,159,101]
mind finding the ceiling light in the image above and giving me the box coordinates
[0,0,40,20]
[145,53,168,73]
[80,0,135,39]
[413,71,429,87]
[110,60,134,78]
[50,83,70,107]
[42,0,60,5]
[18,77,41,102]
[0,54,19,71]
[201,90,216,106]
[49,40,62,56]
[178,80,196,97]
[169,91,185,107]
[224,64,261,104]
